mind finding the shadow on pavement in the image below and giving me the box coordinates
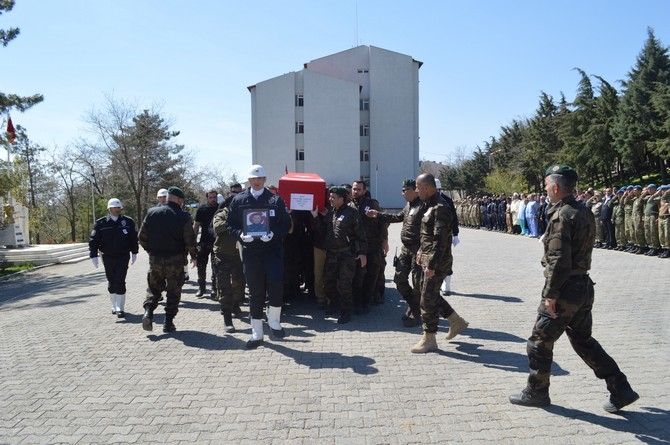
[459,326,527,343]
[437,340,569,376]
[0,271,104,307]
[455,292,524,303]
[264,341,378,375]
[545,405,670,444]
[147,329,245,350]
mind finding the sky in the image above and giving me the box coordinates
[3,0,670,183]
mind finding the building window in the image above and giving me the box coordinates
[295,94,304,107]
[360,150,369,162]
[296,121,304,134]
[360,99,369,110]
[360,124,369,137]
[357,69,369,74]
[296,148,305,161]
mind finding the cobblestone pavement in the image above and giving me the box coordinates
[1,224,669,445]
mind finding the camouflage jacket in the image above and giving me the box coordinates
[212,207,240,258]
[418,193,453,273]
[541,195,595,300]
[314,204,367,256]
[376,196,424,252]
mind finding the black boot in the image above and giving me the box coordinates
[403,306,422,328]
[142,307,154,332]
[163,315,176,333]
[195,284,206,298]
[509,387,550,407]
[222,311,235,333]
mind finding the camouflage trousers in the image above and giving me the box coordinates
[393,246,422,311]
[614,218,626,246]
[212,252,245,313]
[526,274,624,393]
[323,248,356,311]
[353,247,383,308]
[144,254,186,317]
[659,217,670,249]
[644,215,660,249]
[633,214,646,246]
[420,270,455,333]
[624,211,635,244]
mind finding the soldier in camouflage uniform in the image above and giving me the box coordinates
[622,186,636,251]
[410,173,468,354]
[510,165,639,413]
[212,204,245,333]
[312,186,367,324]
[610,188,626,250]
[366,179,425,327]
[631,186,647,254]
[139,187,197,333]
[641,184,661,256]
[657,185,670,258]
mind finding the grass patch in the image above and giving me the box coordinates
[0,262,36,278]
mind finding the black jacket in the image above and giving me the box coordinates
[89,214,139,258]
[138,201,197,259]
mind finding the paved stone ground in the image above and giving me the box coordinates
[1,224,668,445]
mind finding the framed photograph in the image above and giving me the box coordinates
[244,209,269,237]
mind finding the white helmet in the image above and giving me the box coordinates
[107,198,123,209]
[435,179,442,190]
[247,164,266,179]
[156,188,168,198]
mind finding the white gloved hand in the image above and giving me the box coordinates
[91,257,99,268]
[131,253,137,265]
[240,234,254,243]
[260,231,274,242]
[452,236,460,247]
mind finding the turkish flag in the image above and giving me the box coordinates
[6,116,15,143]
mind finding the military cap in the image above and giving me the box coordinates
[402,179,416,189]
[626,185,634,191]
[647,184,657,189]
[167,186,185,199]
[616,188,625,194]
[329,186,348,199]
[545,164,579,181]
[633,185,642,190]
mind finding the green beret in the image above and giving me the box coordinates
[329,186,348,199]
[545,164,578,182]
[167,186,185,199]
[402,179,416,189]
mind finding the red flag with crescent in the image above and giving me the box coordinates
[6,116,15,143]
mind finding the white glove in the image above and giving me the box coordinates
[452,236,460,247]
[260,231,274,242]
[240,234,254,243]
[91,257,99,268]
[131,253,137,265]
[310,209,318,218]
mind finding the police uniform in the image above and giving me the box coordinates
[510,165,638,413]
[227,165,292,348]
[139,187,197,333]
[89,200,138,317]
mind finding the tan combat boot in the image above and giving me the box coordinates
[445,312,469,340]
[411,332,438,353]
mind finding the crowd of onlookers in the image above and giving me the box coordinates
[452,184,670,259]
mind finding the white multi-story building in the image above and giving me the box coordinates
[248,45,422,208]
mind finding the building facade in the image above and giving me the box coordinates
[248,45,422,208]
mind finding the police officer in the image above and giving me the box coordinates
[193,189,219,297]
[139,187,197,333]
[411,174,469,353]
[312,186,367,324]
[89,198,139,318]
[227,165,292,349]
[156,188,168,206]
[366,179,424,327]
[509,165,639,413]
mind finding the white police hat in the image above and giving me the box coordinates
[248,164,266,179]
[107,198,123,209]
[156,188,168,197]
